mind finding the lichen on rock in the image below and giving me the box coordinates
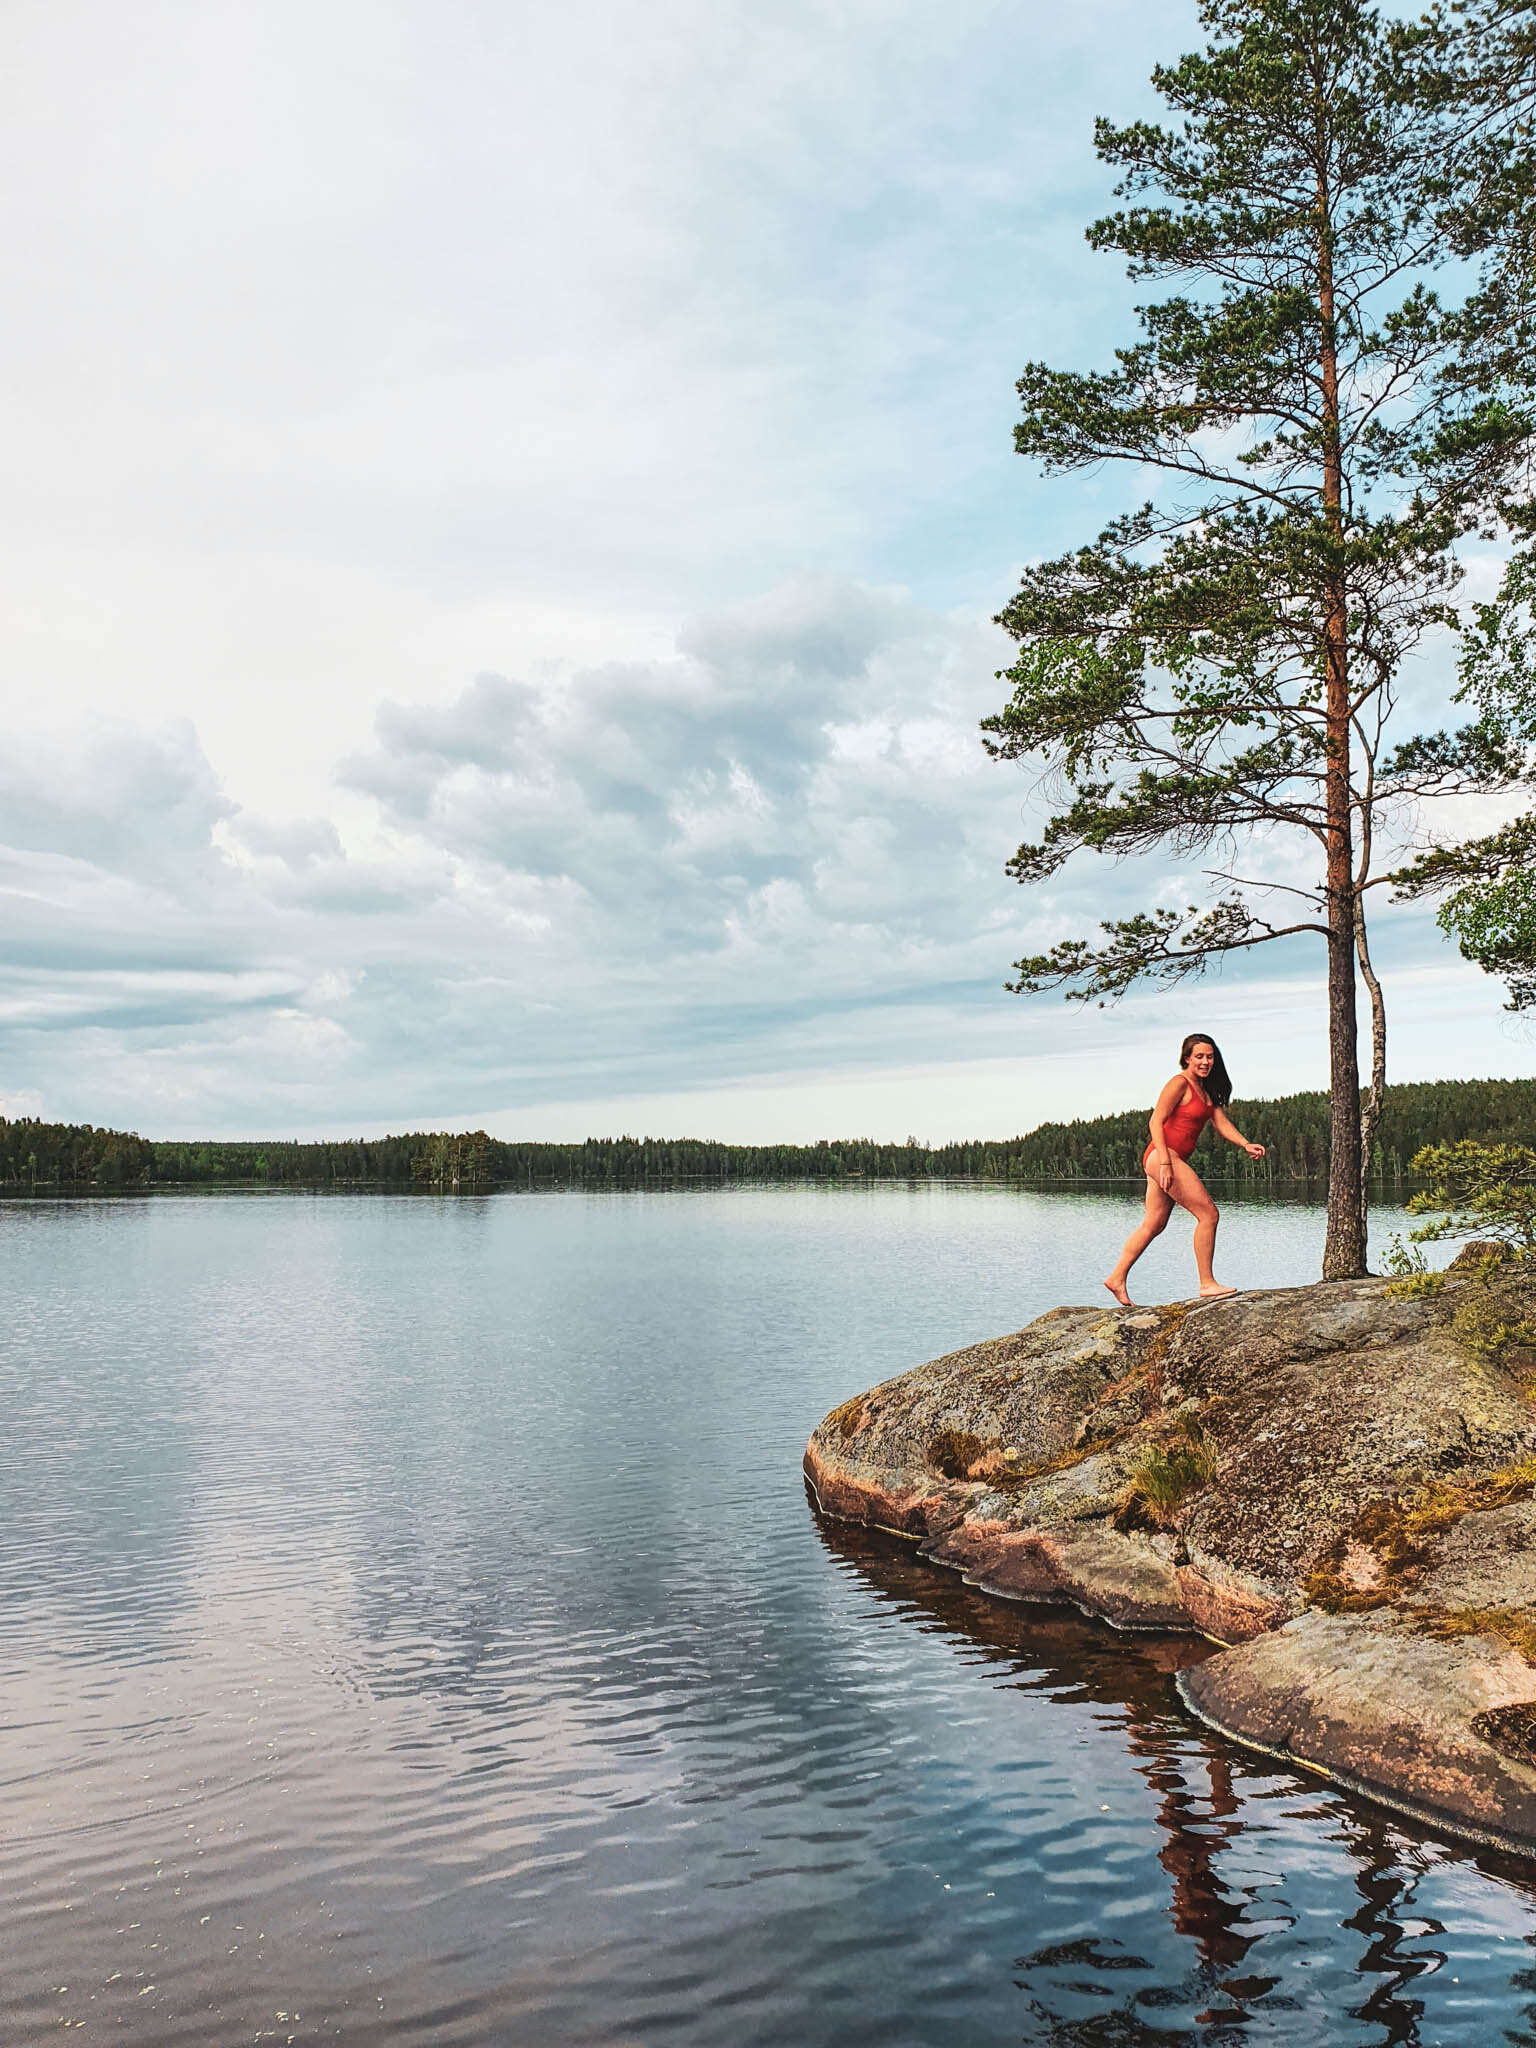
[804,1263,1536,1854]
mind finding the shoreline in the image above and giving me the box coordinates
[0,1172,1429,1199]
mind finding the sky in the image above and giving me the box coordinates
[0,0,1529,1143]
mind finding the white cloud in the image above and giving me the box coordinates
[0,720,232,883]
[226,815,345,871]
[0,0,1179,818]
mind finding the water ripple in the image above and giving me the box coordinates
[4,1187,1536,2043]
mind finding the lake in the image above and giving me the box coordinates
[4,1183,1536,2045]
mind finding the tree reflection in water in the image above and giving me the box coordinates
[810,1508,1536,2045]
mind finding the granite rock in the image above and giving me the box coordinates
[805,1265,1536,1852]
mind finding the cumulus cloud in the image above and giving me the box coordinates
[339,579,1022,985]
[0,720,233,884]
[226,813,344,871]
[0,583,1046,1128]
[0,586,1515,1139]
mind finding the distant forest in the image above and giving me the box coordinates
[4,1076,1536,1192]
[0,1120,155,1191]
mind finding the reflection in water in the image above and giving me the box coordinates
[1345,1829,1441,2045]
[812,1512,1536,2046]
[1125,1703,1251,1976]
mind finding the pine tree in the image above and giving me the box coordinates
[983,0,1531,1277]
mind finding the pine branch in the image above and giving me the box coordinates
[1007,895,1327,1003]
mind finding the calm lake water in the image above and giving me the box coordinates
[4,1183,1536,2046]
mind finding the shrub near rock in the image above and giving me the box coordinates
[1112,1412,1220,1536]
[1407,1142,1536,1258]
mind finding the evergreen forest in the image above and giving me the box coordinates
[9,1076,1536,1191]
[0,1119,155,1191]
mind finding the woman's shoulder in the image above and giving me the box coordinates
[1156,1071,1194,1102]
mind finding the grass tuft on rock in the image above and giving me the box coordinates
[1393,1460,1536,1540]
[1112,1419,1218,1532]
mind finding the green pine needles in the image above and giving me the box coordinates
[984,0,1536,1279]
[1407,1137,1536,1253]
[1395,556,1536,1002]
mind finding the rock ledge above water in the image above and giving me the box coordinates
[804,1257,1536,1855]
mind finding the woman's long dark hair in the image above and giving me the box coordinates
[1180,1032,1232,1108]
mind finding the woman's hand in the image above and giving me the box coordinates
[1156,1153,1174,1192]
[1245,1142,1266,1160]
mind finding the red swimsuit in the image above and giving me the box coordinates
[1143,1085,1214,1172]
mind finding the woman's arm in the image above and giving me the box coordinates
[1147,1076,1189,1191]
[1213,1106,1266,1161]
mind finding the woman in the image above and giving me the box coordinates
[1103,1034,1266,1307]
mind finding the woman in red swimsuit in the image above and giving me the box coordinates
[1103,1033,1266,1306]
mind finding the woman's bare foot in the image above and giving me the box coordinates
[1198,1282,1238,1298]
[1103,1278,1134,1307]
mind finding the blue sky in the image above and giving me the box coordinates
[0,0,1527,1141]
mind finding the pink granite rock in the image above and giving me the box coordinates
[805,1269,1536,1851]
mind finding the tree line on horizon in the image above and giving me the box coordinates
[8,1076,1536,1191]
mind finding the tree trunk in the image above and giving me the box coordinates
[1317,141,1368,1280]
[1320,570,1365,1276]
[1355,890,1387,1252]
[1323,874,1366,1278]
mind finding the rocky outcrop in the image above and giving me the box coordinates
[804,1254,1536,1854]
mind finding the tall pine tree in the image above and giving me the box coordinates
[984,0,1530,1277]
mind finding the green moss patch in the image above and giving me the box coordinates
[1414,1605,1536,1668]
[1306,1459,1536,1614]
[827,1395,869,1441]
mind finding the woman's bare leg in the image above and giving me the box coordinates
[1105,1175,1174,1305]
[1164,1156,1232,1296]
